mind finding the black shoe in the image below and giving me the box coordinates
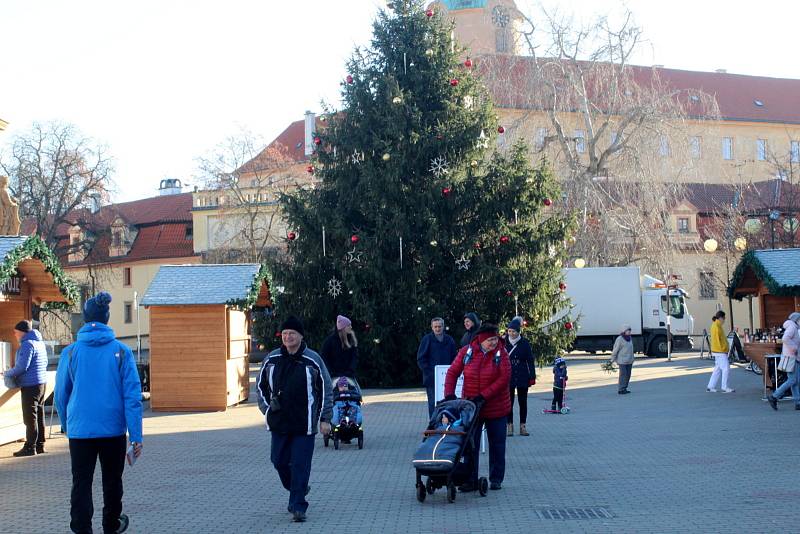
[621,389,630,395]
[795,404,800,411]
[618,390,625,395]
[292,511,306,523]
[490,482,502,490]
[13,446,35,457]
[115,514,129,533]
[458,482,477,493]
[768,396,778,411]
[35,445,46,454]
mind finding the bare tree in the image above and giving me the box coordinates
[196,130,302,263]
[0,121,113,247]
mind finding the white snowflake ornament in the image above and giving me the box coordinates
[429,156,449,178]
[327,277,343,298]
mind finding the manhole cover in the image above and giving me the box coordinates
[534,507,614,520]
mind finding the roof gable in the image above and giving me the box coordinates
[728,248,800,298]
[0,235,78,306]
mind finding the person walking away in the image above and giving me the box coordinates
[417,317,457,417]
[768,312,800,410]
[551,358,568,411]
[504,317,534,436]
[444,323,511,491]
[320,315,358,379]
[460,312,481,347]
[257,316,333,523]
[610,325,635,395]
[55,292,142,534]
[3,320,48,457]
[706,311,734,393]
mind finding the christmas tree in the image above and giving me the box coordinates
[271,0,576,386]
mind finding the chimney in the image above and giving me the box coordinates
[304,110,315,157]
[88,192,102,214]
[159,178,183,196]
[715,69,727,74]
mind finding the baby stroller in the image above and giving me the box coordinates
[324,376,364,450]
[411,399,488,503]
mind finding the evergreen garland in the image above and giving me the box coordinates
[727,249,800,299]
[225,263,273,310]
[0,235,79,309]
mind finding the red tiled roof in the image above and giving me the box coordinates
[683,180,800,213]
[477,55,800,124]
[251,117,326,168]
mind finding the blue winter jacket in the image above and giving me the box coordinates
[4,330,48,387]
[55,323,143,443]
[417,333,457,386]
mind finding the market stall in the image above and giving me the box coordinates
[141,264,270,412]
[728,248,800,391]
[0,236,77,445]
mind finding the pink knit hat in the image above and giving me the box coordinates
[336,315,352,330]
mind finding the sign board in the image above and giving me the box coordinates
[0,276,21,296]
[727,331,746,362]
[434,364,462,402]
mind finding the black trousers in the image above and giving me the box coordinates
[508,386,529,424]
[551,388,564,410]
[69,435,127,534]
[20,384,46,448]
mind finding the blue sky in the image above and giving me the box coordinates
[0,0,796,202]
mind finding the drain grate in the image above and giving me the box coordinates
[534,507,614,520]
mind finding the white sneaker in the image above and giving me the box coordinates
[722,388,735,393]
[706,388,717,393]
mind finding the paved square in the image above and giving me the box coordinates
[1,354,797,533]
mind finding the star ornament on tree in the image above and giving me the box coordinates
[346,247,364,264]
[327,277,343,298]
[429,156,449,178]
[351,150,365,165]
[476,129,489,150]
[455,254,471,270]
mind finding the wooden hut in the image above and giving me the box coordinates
[0,236,77,445]
[728,248,800,388]
[142,264,270,412]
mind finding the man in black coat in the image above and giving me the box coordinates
[417,317,458,417]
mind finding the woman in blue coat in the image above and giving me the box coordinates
[505,318,535,437]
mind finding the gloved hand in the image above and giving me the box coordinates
[469,395,485,405]
[443,394,457,402]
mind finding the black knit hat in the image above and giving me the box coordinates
[279,316,305,337]
[14,320,31,333]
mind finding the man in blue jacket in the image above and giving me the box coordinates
[417,317,457,417]
[55,292,142,534]
[3,320,48,457]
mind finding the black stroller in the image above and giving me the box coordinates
[411,399,488,503]
[324,376,364,450]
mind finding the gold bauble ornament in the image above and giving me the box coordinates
[382,153,391,161]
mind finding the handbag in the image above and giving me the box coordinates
[777,354,797,373]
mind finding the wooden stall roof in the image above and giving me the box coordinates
[0,235,77,305]
[728,248,800,299]
[141,263,271,308]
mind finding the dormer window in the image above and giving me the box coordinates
[68,226,86,263]
[754,99,764,107]
[109,218,137,257]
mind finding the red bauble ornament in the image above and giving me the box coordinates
[425,8,434,17]
[464,58,473,68]
[500,235,510,244]
[523,320,529,327]
[505,290,513,297]
[313,136,322,146]
[275,331,282,338]
[450,78,459,87]
[544,198,553,206]
[442,187,452,196]
[474,242,482,249]
[564,322,573,330]
[346,75,354,84]
[306,165,314,174]
[497,126,505,134]
[287,231,297,241]
[559,282,567,291]
[351,234,360,244]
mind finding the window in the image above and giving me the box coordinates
[690,136,702,159]
[757,139,767,161]
[123,267,132,287]
[722,137,734,160]
[495,29,509,53]
[677,217,690,234]
[791,141,800,163]
[113,230,122,247]
[185,226,193,240]
[535,127,547,149]
[124,302,133,324]
[699,271,716,300]
[660,295,685,318]
[610,131,622,146]
[574,130,586,153]
[659,135,670,157]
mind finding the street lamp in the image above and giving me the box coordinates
[574,258,586,269]
[769,210,781,249]
[703,235,746,331]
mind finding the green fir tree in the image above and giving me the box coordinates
[271,0,576,386]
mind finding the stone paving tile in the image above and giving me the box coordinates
[0,354,797,533]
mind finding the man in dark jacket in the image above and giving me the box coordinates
[4,320,48,457]
[417,317,457,417]
[257,316,333,523]
[460,312,481,347]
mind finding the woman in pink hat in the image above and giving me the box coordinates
[320,315,359,378]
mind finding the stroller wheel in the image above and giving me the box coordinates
[478,477,489,496]
[416,483,426,503]
[561,407,571,414]
[358,435,364,449]
[426,477,435,495]
[447,483,456,503]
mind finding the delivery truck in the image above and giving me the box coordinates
[564,266,694,357]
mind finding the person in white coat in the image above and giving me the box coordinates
[610,325,635,394]
[767,312,800,411]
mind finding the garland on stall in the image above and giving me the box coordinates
[727,249,800,300]
[225,263,273,310]
[0,236,79,309]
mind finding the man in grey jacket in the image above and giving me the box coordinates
[257,316,333,523]
[610,325,635,394]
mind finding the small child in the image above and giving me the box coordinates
[551,357,568,411]
[435,408,463,431]
[332,376,362,427]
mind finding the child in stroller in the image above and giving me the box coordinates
[411,399,489,503]
[325,376,364,450]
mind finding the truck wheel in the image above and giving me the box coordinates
[649,336,668,358]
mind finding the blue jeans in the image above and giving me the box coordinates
[466,416,507,485]
[772,362,800,404]
[270,433,315,513]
